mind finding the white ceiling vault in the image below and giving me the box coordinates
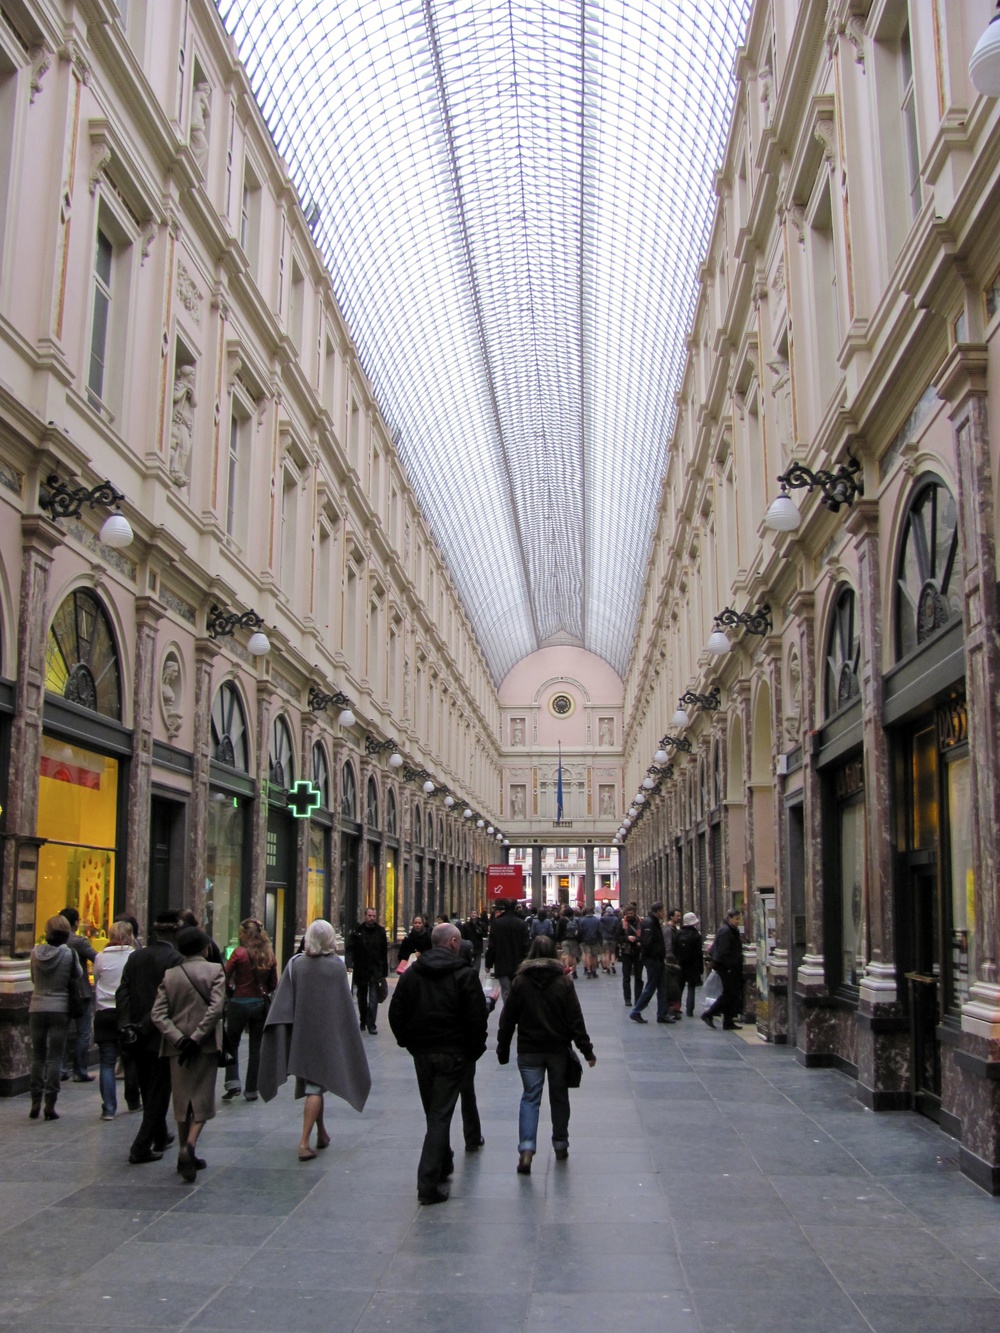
[216,0,751,683]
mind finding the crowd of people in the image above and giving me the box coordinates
[26,895,745,1202]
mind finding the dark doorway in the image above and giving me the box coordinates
[149,795,185,923]
[786,799,806,1048]
[340,832,360,936]
[901,855,941,1120]
[265,807,296,972]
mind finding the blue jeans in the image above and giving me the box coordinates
[631,958,667,1019]
[94,1007,120,1115]
[517,1051,570,1153]
[29,1012,69,1102]
[62,997,93,1077]
[224,998,267,1095]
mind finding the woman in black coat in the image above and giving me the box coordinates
[397,915,433,961]
[496,938,595,1175]
[674,913,704,1017]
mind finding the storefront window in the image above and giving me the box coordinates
[269,714,295,790]
[386,789,397,836]
[895,480,961,660]
[342,761,358,819]
[307,822,327,925]
[36,736,118,942]
[825,586,860,716]
[946,754,974,1008]
[206,792,247,957]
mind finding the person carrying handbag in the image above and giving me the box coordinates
[28,915,82,1120]
[151,927,225,1182]
[222,918,277,1101]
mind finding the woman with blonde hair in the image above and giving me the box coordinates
[222,918,277,1102]
[93,919,135,1120]
[259,919,371,1159]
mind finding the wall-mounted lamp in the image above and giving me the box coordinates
[656,733,694,755]
[971,3,1000,96]
[476,818,485,829]
[40,473,134,548]
[207,604,270,655]
[495,832,503,842]
[634,793,646,804]
[444,795,455,809]
[707,604,772,655]
[463,808,473,819]
[365,736,400,762]
[672,686,722,728]
[308,685,355,727]
[764,454,863,532]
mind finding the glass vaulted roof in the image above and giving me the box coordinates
[218,1,750,683]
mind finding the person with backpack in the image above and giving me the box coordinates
[578,907,603,978]
[529,908,555,942]
[557,907,581,978]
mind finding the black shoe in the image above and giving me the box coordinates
[129,1149,164,1164]
[656,1016,676,1024]
[153,1133,175,1151]
[465,1137,485,1152]
[367,1025,377,1035]
[222,1088,240,1101]
[28,1100,41,1120]
[60,1072,70,1082]
[517,1150,534,1175]
[442,1155,455,1178]
[554,1145,569,1161]
[359,1019,366,1030]
[629,1012,647,1024]
[126,1102,142,1112]
[701,1013,716,1029]
[72,1073,95,1083]
[418,1187,450,1205]
[177,1144,197,1184]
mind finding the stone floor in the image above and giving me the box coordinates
[2,975,1000,1332]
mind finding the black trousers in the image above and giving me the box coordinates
[412,1051,468,1197]
[460,1057,482,1148]
[705,966,743,1026]
[130,1047,173,1154]
[622,953,643,1005]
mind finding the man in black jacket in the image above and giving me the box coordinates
[388,923,488,1204]
[345,907,389,1035]
[117,909,183,1164]
[703,909,744,1030]
[484,901,528,1003]
[628,903,673,1024]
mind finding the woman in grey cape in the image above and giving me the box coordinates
[259,919,371,1158]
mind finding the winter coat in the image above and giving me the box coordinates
[116,939,184,1053]
[639,914,667,962]
[29,943,80,1014]
[529,917,555,940]
[620,913,642,957]
[398,927,433,960]
[578,913,603,947]
[151,958,226,1058]
[460,918,487,956]
[496,958,595,1062]
[710,922,743,973]
[344,922,389,980]
[67,932,98,995]
[674,926,704,985]
[259,951,371,1111]
[599,912,621,944]
[485,911,528,978]
[388,947,488,1060]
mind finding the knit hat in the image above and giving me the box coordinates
[683,912,699,927]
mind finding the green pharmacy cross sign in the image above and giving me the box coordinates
[287,780,322,819]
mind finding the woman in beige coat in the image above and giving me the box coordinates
[151,926,225,1182]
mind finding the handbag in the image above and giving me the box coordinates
[565,1048,583,1089]
[376,976,389,1004]
[179,965,234,1068]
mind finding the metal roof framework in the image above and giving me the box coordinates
[217,0,750,683]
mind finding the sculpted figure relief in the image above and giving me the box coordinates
[189,82,211,174]
[169,364,196,486]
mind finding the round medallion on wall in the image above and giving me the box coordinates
[549,692,574,718]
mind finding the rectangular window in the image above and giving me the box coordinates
[279,468,298,600]
[87,228,114,406]
[289,260,305,351]
[900,25,921,222]
[316,521,332,632]
[240,161,262,269]
[226,407,252,545]
[323,331,338,418]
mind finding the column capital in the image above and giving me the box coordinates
[20,512,64,560]
[935,342,988,417]
[845,497,880,541]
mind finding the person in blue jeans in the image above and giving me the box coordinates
[222,919,277,1101]
[496,937,596,1175]
[92,920,136,1119]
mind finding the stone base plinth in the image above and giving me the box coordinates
[0,962,32,1097]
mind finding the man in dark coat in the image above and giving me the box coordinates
[675,912,704,1017]
[60,906,97,1081]
[389,923,488,1204]
[485,901,528,1003]
[116,909,183,1164]
[703,909,744,1030]
[460,910,487,973]
[620,904,644,1007]
[345,907,389,1034]
[628,902,673,1024]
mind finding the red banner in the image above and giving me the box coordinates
[487,864,524,900]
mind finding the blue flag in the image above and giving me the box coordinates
[556,743,563,823]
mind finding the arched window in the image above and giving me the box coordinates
[367,776,380,828]
[269,714,295,791]
[438,817,444,849]
[386,789,397,836]
[895,478,962,659]
[211,681,249,770]
[312,742,331,808]
[414,806,423,845]
[45,589,121,720]
[341,761,358,820]
[712,742,723,809]
[825,586,861,716]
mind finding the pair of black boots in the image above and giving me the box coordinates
[28,1096,58,1120]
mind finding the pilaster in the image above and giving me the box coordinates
[186,639,218,925]
[124,597,165,921]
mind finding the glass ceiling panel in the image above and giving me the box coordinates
[217,0,750,683]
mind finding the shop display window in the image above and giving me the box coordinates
[206,791,247,957]
[307,822,328,925]
[946,755,974,1008]
[838,799,867,988]
[35,736,119,943]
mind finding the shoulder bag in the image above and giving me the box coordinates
[565,1047,583,1089]
[66,950,88,1020]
